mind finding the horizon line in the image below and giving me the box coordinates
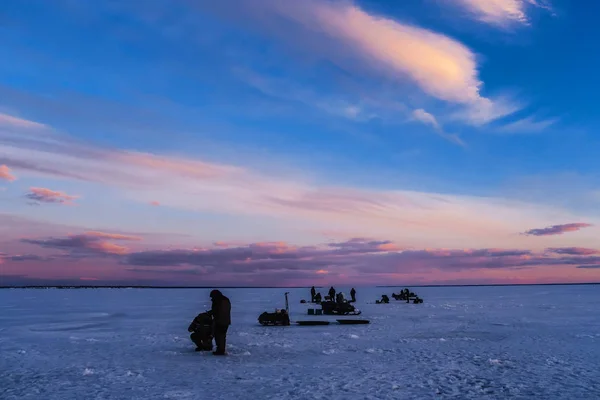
[1,282,599,289]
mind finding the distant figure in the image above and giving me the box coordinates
[336,292,345,304]
[210,290,231,356]
[311,286,316,303]
[188,311,213,351]
[350,288,356,303]
[315,293,322,303]
[328,287,336,301]
[376,294,389,304]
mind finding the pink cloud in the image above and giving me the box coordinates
[117,152,241,181]
[524,223,593,236]
[451,0,553,27]
[546,247,599,256]
[3,115,598,251]
[150,201,160,206]
[0,165,16,182]
[25,187,78,205]
[84,231,142,241]
[0,113,46,129]
[20,231,141,257]
[205,0,518,124]
[4,234,600,286]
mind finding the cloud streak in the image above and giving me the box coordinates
[25,187,78,205]
[451,0,553,27]
[206,0,518,125]
[524,223,593,236]
[547,247,599,256]
[0,113,47,129]
[6,234,600,285]
[21,231,140,257]
[20,236,600,277]
[2,118,598,250]
[412,109,465,145]
[0,164,16,182]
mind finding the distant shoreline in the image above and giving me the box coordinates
[1,282,598,289]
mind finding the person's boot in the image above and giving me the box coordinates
[213,350,226,355]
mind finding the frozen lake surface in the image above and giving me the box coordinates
[1,285,599,399]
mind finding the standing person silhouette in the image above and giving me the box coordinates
[350,288,356,303]
[328,286,336,301]
[210,290,231,356]
[310,286,316,303]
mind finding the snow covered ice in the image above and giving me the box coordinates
[1,285,600,399]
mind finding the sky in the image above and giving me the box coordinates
[1,0,599,287]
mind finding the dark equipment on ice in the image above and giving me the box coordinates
[413,296,424,304]
[296,319,370,325]
[258,292,291,326]
[258,309,291,326]
[321,300,361,315]
[296,320,330,326]
[376,294,390,304]
[392,288,420,303]
[188,311,214,351]
[337,319,369,325]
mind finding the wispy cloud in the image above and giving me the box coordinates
[0,254,50,262]
[150,201,160,206]
[2,119,597,249]
[546,247,599,255]
[21,231,140,257]
[524,223,593,236]
[411,109,465,145]
[496,116,558,134]
[0,113,47,129]
[6,233,600,284]
[25,187,79,205]
[451,0,553,27]
[15,237,594,278]
[234,68,379,123]
[207,0,519,125]
[83,231,142,241]
[0,165,16,182]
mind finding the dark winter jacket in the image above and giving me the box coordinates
[188,312,213,335]
[211,292,231,326]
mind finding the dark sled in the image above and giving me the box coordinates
[258,310,290,326]
[259,292,292,326]
[321,301,361,316]
[337,319,370,325]
[296,320,330,326]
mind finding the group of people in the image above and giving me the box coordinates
[188,289,231,355]
[310,286,357,304]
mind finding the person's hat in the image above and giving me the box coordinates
[210,289,222,298]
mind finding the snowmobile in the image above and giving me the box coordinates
[392,290,417,301]
[321,300,361,315]
[258,292,292,326]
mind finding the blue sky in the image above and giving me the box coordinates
[1,0,599,286]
